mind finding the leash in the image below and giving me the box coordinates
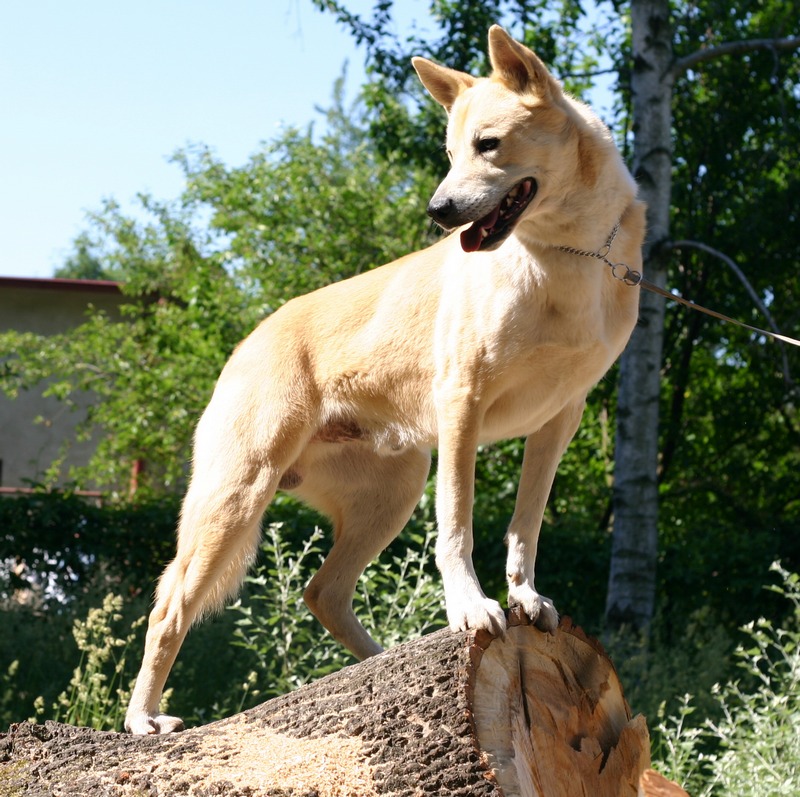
[557,223,800,349]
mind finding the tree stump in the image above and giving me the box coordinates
[0,613,655,796]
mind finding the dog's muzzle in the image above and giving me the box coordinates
[427,178,537,253]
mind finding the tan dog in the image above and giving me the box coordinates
[125,25,645,734]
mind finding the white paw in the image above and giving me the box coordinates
[125,712,185,735]
[507,583,559,632]
[446,595,507,637]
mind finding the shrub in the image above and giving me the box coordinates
[227,522,445,706]
[652,562,800,796]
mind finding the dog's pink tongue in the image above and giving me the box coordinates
[460,206,500,253]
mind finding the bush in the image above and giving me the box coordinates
[652,562,800,796]
[609,606,734,723]
[227,522,445,707]
[0,490,179,606]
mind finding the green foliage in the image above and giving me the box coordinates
[0,583,154,731]
[0,85,437,495]
[40,594,150,730]
[652,563,800,796]
[0,491,178,605]
[0,237,245,493]
[54,235,109,280]
[610,606,734,723]
[656,0,800,636]
[312,0,614,170]
[228,522,445,705]
[177,78,437,315]
[0,660,20,726]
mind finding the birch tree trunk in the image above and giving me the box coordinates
[606,0,674,631]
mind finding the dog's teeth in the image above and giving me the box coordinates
[481,228,489,238]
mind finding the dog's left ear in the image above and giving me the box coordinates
[487,25,562,99]
[412,57,476,113]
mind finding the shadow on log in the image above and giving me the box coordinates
[1,613,683,796]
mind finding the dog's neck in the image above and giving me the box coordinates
[518,169,637,257]
[518,98,638,255]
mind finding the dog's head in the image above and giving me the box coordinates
[413,26,602,253]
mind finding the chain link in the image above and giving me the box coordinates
[556,220,642,287]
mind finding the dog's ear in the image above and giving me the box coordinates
[487,25,561,98]
[412,57,476,113]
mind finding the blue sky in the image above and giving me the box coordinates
[1,0,417,278]
[1,2,613,281]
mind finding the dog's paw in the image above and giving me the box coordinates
[507,584,559,632]
[446,596,507,637]
[125,712,185,735]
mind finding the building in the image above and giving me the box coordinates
[0,277,125,493]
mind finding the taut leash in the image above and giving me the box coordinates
[557,223,800,349]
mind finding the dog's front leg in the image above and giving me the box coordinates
[505,400,585,632]
[435,401,507,637]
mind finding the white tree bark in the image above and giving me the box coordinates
[606,3,800,632]
[606,0,673,631]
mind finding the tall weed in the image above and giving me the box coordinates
[36,593,158,730]
[652,562,800,796]
[228,522,445,705]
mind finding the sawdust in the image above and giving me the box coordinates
[140,715,378,797]
[200,720,377,795]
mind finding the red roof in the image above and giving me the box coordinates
[0,276,121,293]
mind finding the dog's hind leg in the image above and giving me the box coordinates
[125,371,315,734]
[124,465,279,735]
[505,399,585,632]
[296,443,431,661]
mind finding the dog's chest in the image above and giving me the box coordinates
[478,336,612,442]
[435,268,620,441]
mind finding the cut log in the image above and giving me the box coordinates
[0,613,655,796]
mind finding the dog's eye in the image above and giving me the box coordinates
[476,137,500,154]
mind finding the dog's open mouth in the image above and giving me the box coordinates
[460,178,537,253]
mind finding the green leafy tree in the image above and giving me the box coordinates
[608,0,800,634]
[0,89,436,494]
[312,0,611,170]
[55,235,110,280]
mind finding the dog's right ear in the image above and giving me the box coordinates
[412,57,476,113]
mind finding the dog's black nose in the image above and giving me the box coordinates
[427,196,458,227]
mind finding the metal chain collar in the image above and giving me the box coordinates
[555,220,800,349]
[556,220,643,287]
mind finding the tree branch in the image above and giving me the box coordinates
[561,67,619,80]
[672,36,800,79]
[668,239,794,387]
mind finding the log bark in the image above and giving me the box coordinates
[1,614,654,796]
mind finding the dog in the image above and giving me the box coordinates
[125,25,645,734]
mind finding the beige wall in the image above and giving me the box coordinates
[0,278,125,490]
